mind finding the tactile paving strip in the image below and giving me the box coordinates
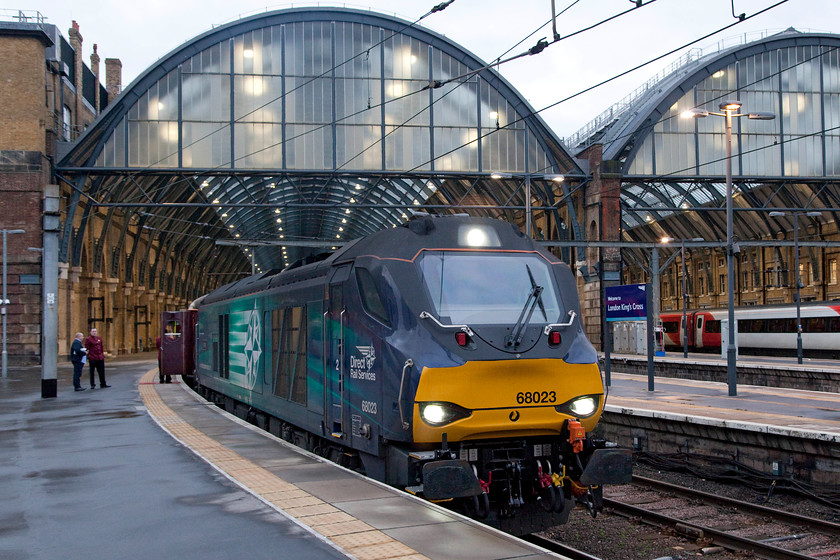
[139,369,429,560]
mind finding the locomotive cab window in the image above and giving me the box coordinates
[418,251,563,325]
[356,268,390,326]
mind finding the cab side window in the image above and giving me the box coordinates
[356,268,390,326]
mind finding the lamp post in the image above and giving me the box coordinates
[2,229,26,378]
[682,101,774,396]
[768,210,822,364]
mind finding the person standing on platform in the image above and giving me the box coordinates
[70,332,87,392]
[84,327,110,388]
[156,335,171,384]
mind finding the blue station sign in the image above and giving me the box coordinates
[605,283,648,322]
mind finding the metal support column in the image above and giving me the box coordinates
[42,185,60,398]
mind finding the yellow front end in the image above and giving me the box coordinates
[412,359,604,444]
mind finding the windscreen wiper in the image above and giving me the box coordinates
[527,264,547,322]
[506,265,544,347]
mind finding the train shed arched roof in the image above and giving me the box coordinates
[568,28,840,247]
[56,7,582,287]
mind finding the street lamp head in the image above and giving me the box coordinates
[719,100,742,111]
[747,112,775,120]
[681,108,709,119]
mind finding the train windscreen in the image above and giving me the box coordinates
[417,251,563,325]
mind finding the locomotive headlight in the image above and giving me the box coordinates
[458,225,501,248]
[419,402,471,426]
[555,395,599,418]
[569,397,597,417]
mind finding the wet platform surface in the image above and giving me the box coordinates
[1,355,562,560]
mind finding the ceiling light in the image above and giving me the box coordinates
[243,49,254,58]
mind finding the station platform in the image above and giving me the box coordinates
[605,371,840,439]
[601,353,840,486]
[0,355,562,560]
[603,350,840,438]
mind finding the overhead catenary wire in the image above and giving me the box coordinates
[76,0,599,209]
[409,0,791,175]
[67,1,802,250]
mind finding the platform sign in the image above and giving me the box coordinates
[605,283,647,322]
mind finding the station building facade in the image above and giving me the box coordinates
[0,13,121,364]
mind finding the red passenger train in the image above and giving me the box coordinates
[659,303,840,357]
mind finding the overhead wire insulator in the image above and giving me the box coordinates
[529,38,549,55]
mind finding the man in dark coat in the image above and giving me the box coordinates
[70,332,87,391]
[84,327,110,388]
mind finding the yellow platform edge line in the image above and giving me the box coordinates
[139,369,428,560]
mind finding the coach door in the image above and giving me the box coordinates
[694,315,705,348]
[326,266,351,439]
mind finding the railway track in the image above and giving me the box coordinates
[522,534,603,560]
[602,475,840,559]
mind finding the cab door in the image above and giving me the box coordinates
[326,266,351,439]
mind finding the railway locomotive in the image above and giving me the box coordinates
[184,215,631,535]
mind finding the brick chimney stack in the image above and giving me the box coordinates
[91,44,100,113]
[105,58,122,100]
[68,21,83,134]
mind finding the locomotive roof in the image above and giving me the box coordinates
[198,216,545,305]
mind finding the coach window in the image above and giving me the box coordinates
[164,320,181,339]
[273,307,307,405]
[355,268,391,326]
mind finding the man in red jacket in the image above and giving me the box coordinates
[84,327,110,388]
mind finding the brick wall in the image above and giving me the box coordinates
[0,151,46,365]
[0,37,47,152]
